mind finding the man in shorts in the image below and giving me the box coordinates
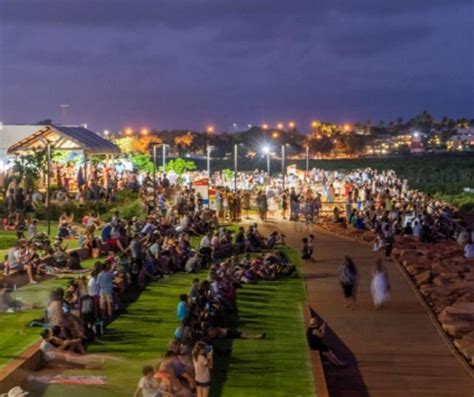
[97,263,114,318]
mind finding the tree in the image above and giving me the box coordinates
[163,158,196,175]
[131,153,154,173]
[131,135,162,153]
[10,149,47,190]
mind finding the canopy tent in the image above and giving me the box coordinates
[7,125,120,155]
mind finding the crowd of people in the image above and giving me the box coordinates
[135,248,296,397]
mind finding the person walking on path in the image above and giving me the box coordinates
[339,256,358,309]
[371,259,390,310]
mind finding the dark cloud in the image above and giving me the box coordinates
[0,0,472,130]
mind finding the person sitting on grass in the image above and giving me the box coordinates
[5,240,36,284]
[133,365,173,397]
[306,317,346,366]
[40,329,105,369]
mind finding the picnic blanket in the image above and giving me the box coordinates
[29,375,107,385]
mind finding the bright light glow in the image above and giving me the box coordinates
[272,131,279,139]
[141,128,149,135]
[413,132,419,138]
[104,130,109,135]
[262,146,270,154]
[343,123,351,132]
[125,128,133,135]
[262,123,269,130]
[207,125,215,134]
[288,121,295,128]
[312,121,318,128]
[276,123,284,130]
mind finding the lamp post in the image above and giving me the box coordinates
[162,144,168,169]
[206,145,213,177]
[153,144,157,204]
[46,142,52,236]
[233,144,238,191]
[281,144,286,190]
[262,146,271,176]
[305,146,309,177]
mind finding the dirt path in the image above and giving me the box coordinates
[256,217,474,397]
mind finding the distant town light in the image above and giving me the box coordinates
[288,121,295,128]
[262,123,269,130]
[207,125,215,134]
[276,123,284,130]
[141,128,149,135]
[125,128,133,135]
[104,130,109,136]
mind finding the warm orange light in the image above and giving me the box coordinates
[141,128,149,135]
[207,125,215,134]
[288,121,295,129]
[311,121,318,128]
[125,128,133,136]
[276,123,284,130]
[343,123,351,132]
[316,134,322,140]
[272,131,279,139]
[262,123,269,130]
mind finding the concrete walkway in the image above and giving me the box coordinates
[258,218,474,397]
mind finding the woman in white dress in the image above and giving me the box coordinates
[371,259,390,310]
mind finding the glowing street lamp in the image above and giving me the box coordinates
[343,123,351,132]
[272,131,279,139]
[311,121,318,128]
[262,123,269,130]
[288,121,295,129]
[276,123,284,130]
[141,128,149,135]
[262,146,271,175]
[207,125,215,134]
[125,128,133,136]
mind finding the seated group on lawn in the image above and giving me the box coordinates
[0,183,296,397]
[134,247,295,397]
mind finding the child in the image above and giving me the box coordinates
[308,234,315,262]
[133,365,169,397]
[301,238,311,263]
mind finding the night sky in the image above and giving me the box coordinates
[0,0,473,132]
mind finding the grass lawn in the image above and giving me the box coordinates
[0,277,72,368]
[0,258,98,370]
[27,246,314,397]
[0,223,81,258]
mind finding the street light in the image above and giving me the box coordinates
[281,144,286,190]
[153,144,158,204]
[262,123,269,130]
[288,121,295,129]
[207,125,215,134]
[141,128,149,135]
[272,131,279,139]
[46,142,52,236]
[233,144,238,191]
[206,145,214,177]
[276,122,284,130]
[162,144,168,169]
[262,146,271,175]
[125,128,133,136]
[305,145,310,175]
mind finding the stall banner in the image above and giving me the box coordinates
[209,188,217,210]
[192,178,209,206]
